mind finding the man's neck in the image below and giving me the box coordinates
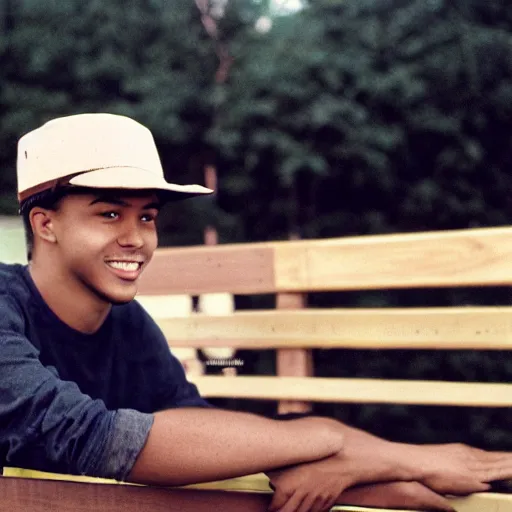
[28,258,111,334]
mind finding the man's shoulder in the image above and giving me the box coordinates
[0,263,26,295]
[0,264,29,328]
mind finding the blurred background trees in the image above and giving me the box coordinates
[1,0,512,447]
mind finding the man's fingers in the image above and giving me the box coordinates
[448,481,490,496]
[296,492,321,512]
[481,466,512,483]
[469,459,512,482]
[275,490,305,512]
[317,495,338,512]
[423,476,490,496]
[411,484,456,511]
[268,487,290,512]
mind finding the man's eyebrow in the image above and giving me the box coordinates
[89,197,130,207]
[88,197,161,210]
[143,202,161,211]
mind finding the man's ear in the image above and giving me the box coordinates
[30,208,57,244]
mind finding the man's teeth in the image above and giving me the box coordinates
[107,261,140,271]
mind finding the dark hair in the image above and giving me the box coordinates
[19,187,84,261]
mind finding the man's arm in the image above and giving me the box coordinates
[268,461,455,512]
[326,422,512,494]
[126,408,344,486]
[267,420,512,512]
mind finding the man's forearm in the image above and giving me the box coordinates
[126,408,344,486]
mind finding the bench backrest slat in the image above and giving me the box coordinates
[138,227,512,295]
[189,376,512,407]
[154,306,512,350]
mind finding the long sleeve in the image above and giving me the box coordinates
[0,293,153,480]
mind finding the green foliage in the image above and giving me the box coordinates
[211,0,512,244]
[0,0,217,232]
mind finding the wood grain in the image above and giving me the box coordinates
[138,227,512,294]
[0,475,270,512]
[274,226,512,291]
[138,244,275,295]
[189,376,512,406]
[3,475,511,512]
[275,292,312,414]
[160,307,512,350]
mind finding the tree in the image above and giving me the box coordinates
[0,0,218,246]
[205,0,512,446]
[209,0,512,243]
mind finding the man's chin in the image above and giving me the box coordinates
[106,286,138,305]
[92,283,138,306]
[109,296,136,306]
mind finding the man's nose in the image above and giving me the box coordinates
[117,220,144,248]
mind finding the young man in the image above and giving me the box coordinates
[1,113,512,512]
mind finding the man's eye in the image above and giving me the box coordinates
[101,211,119,220]
[141,213,156,223]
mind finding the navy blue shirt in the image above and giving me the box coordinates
[0,263,210,480]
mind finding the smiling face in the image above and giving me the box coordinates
[31,190,160,305]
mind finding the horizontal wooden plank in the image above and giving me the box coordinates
[190,376,512,407]
[4,475,507,512]
[449,492,512,512]
[275,226,512,291]
[138,244,275,295]
[0,475,270,512]
[160,307,512,350]
[138,227,512,294]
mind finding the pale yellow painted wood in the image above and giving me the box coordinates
[337,500,512,512]
[189,376,512,406]
[159,306,512,350]
[449,492,512,512]
[274,226,512,291]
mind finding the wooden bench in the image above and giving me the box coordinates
[137,225,512,411]
[136,225,512,510]
[5,225,512,511]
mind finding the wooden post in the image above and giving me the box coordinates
[276,218,314,415]
[276,292,314,415]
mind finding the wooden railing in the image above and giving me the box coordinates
[3,470,512,512]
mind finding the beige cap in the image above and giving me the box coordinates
[17,113,213,202]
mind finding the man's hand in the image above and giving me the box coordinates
[328,422,512,496]
[267,458,454,512]
[267,456,348,512]
[265,416,512,511]
[410,443,512,495]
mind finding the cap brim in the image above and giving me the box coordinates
[68,166,214,200]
